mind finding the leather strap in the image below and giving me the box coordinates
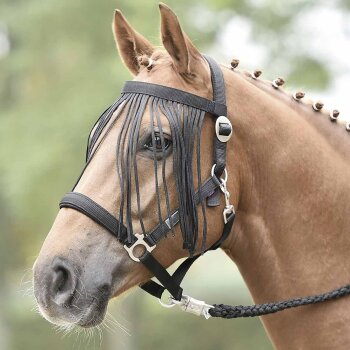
[141,211,235,300]
[140,252,183,300]
[122,81,226,117]
[60,176,220,248]
[203,55,226,107]
[145,176,220,246]
[203,55,229,177]
[59,176,224,302]
[59,192,130,243]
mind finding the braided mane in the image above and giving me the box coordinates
[224,61,350,161]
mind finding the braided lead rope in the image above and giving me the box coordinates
[209,284,350,319]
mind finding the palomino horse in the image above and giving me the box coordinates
[33,3,350,349]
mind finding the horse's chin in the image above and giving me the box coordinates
[36,286,111,329]
[75,298,109,328]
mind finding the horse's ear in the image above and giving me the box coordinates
[159,3,203,75]
[113,10,154,76]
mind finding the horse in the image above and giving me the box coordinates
[33,3,350,349]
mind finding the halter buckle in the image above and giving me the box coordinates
[124,233,155,262]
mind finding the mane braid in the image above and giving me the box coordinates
[226,64,350,134]
[225,63,350,164]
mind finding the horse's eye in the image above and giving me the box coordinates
[144,133,171,152]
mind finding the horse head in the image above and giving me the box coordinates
[33,4,234,328]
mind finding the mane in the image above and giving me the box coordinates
[223,61,350,162]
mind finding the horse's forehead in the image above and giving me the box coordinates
[134,51,210,97]
[135,65,181,88]
[138,109,171,134]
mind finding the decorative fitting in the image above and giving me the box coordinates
[124,233,155,262]
[312,101,324,111]
[215,116,233,143]
[230,59,240,69]
[293,91,305,101]
[346,122,350,132]
[272,77,285,89]
[330,110,340,121]
[138,55,154,70]
[252,70,262,79]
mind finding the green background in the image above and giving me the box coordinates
[1,0,349,349]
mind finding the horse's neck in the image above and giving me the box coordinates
[222,69,350,349]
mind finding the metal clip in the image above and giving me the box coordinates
[159,294,213,319]
[212,165,235,224]
[220,181,234,223]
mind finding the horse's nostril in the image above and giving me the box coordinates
[50,262,77,306]
[53,269,69,292]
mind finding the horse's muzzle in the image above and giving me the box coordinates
[33,255,110,327]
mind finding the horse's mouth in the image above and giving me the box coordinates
[35,283,112,329]
[76,297,109,328]
[71,285,111,328]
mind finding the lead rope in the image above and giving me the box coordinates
[209,284,350,318]
[162,282,350,319]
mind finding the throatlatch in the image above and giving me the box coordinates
[59,54,350,320]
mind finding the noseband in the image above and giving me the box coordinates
[59,56,350,319]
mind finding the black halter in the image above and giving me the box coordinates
[59,55,350,320]
[59,55,235,307]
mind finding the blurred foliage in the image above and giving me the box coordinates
[0,0,349,349]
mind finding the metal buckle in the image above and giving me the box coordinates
[164,211,178,229]
[159,294,213,319]
[124,233,155,262]
[215,116,232,142]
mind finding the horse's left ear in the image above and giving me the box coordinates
[159,3,204,75]
[113,10,154,76]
